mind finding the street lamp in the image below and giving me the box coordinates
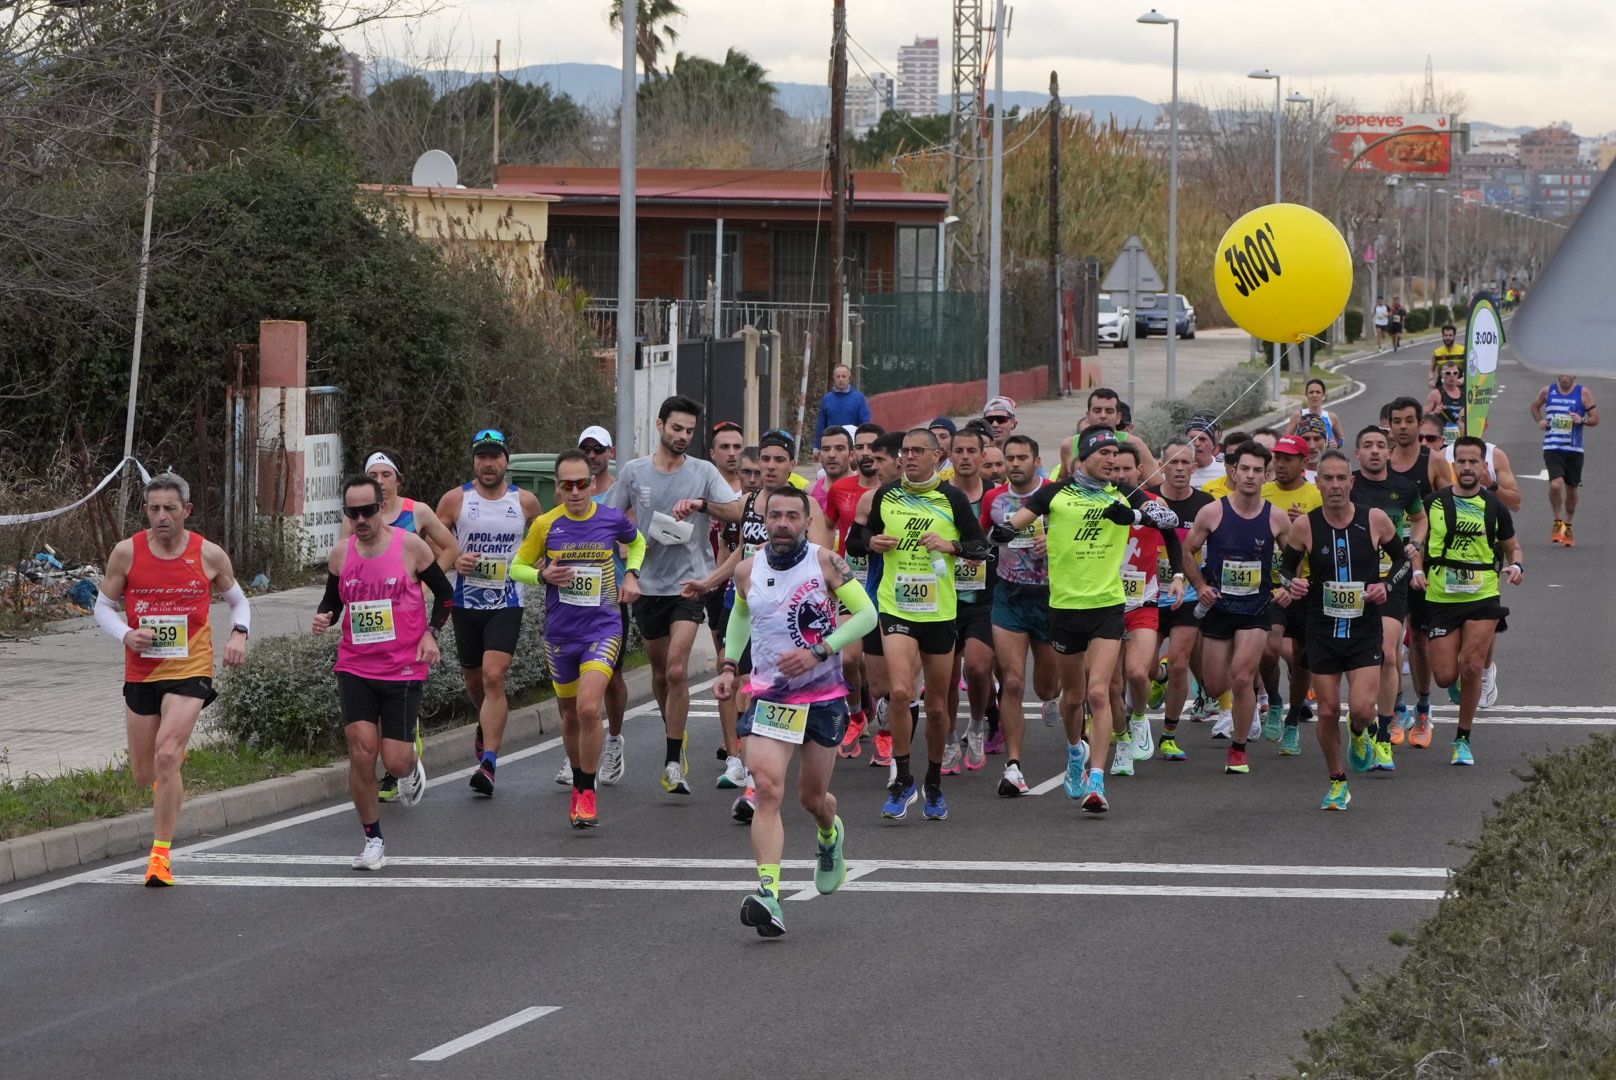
[1287,90,1315,371]
[1417,181,1433,323]
[1249,68,1282,398]
[1138,8,1180,397]
[935,214,961,292]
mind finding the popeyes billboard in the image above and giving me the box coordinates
[1331,113,1454,175]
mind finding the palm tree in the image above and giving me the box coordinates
[606,0,687,79]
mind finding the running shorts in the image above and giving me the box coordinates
[545,636,624,697]
[1048,604,1125,655]
[337,673,423,742]
[1304,635,1383,676]
[632,594,706,641]
[992,583,1051,642]
[737,697,849,750]
[1425,597,1510,640]
[1124,605,1160,634]
[954,602,993,650]
[452,607,523,668]
[1199,606,1271,641]
[1543,449,1584,487]
[879,613,956,656]
[123,676,217,716]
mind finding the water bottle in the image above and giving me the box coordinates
[931,554,949,577]
[1193,596,1213,619]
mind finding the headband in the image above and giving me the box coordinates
[365,452,399,473]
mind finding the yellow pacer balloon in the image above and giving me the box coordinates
[1214,203,1352,343]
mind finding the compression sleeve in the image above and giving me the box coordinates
[316,572,343,617]
[1279,545,1304,578]
[223,583,251,632]
[1379,536,1410,587]
[623,530,647,574]
[825,581,876,652]
[845,521,872,558]
[723,591,753,664]
[95,591,130,643]
[944,486,994,560]
[420,563,454,630]
[1159,524,1184,575]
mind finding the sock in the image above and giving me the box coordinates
[1131,711,1146,725]
[1395,691,1406,711]
[757,863,781,898]
[1376,715,1393,741]
[1218,691,1233,712]
[1232,740,1246,752]
[1284,715,1300,729]
[1330,772,1346,782]
[1164,718,1179,733]
[1069,740,1086,757]
[151,839,171,857]
[665,737,683,765]
[894,753,912,786]
[817,819,838,844]
[924,759,942,790]
[575,769,596,791]
[363,820,382,840]
[1417,694,1430,713]
[481,750,498,772]
[1455,729,1470,743]
[1007,757,1020,768]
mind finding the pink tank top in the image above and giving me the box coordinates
[335,529,429,681]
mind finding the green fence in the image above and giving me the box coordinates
[859,290,1048,396]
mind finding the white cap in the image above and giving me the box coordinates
[578,425,613,449]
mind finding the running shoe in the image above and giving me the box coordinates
[352,836,386,872]
[1320,779,1351,811]
[143,850,173,888]
[998,763,1029,797]
[569,789,599,829]
[1210,710,1234,740]
[1262,705,1284,743]
[922,788,949,821]
[414,722,424,761]
[940,738,963,776]
[469,761,495,798]
[1279,724,1302,756]
[398,758,427,807]
[1041,699,1060,728]
[554,759,574,786]
[1551,518,1565,544]
[377,774,400,802]
[717,755,748,789]
[963,722,987,771]
[1130,716,1154,759]
[869,730,894,768]
[1081,769,1109,813]
[1159,735,1187,761]
[1562,522,1576,548]
[1480,664,1499,709]
[874,696,890,732]
[1410,711,1434,749]
[1348,729,1374,773]
[740,888,786,938]
[1148,660,1169,709]
[474,724,484,761]
[599,735,625,785]
[882,779,919,819]
[1110,737,1135,777]
[661,761,691,795]
[814,816,847,894]
[1225,747,1250,775]
[1448,680,1462,705]
[1389,714,1407,746]
[1190,690,1212,721]
[1373,738,1396,771]
[1063,741,1090,798]
[1247,713,1264,742]
[983,729,1006,755]
[732,787,756,823]
[1451,738,1475,767]
[839,714,867,759]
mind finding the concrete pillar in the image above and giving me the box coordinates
[256,320,307,517]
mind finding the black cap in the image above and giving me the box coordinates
[1078,426,1120,460]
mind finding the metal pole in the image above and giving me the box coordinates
[714,217,724,336]
[1442,191,1451,314]
[935,220,949,292]
[1164,18,1179,398]
[118,86,163,528]
[986,0,1006,400]
[1126,247,1138,409]
[492,40,502,184]
[1424,186,1433,324]
[827,0,847,373]
[1269,78,1282,402]
[615,3,636,456]
[1302,98,1314,374]
[1049,71,1061,394]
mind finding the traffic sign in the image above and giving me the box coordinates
[1101,236,1164,293]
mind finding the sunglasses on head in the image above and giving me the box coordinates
[472,428,508,446]
[342,502,382,520]
[712,421,743,435]
[556,478,592,492]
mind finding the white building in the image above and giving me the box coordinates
[848,72,895,137]
[895,37,940,116]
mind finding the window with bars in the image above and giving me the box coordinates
[770,229,868,304]
[547,224,620,299]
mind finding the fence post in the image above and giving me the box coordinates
[765,328,783,432]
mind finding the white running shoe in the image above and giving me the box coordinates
[599,735,625,785]
[1247,713,1264,741]
[998,762,1029,796]
[398,758,427,807]
[661,761,691,795]
[940,737,963,776]
[352,836,386,872]
[554,759,574,786]
[717,755,749,789]
[1211,710,1234,739]
[1130,717,1154,759]
[963,721,987,771]
[1110,738,1135,776]
[1480,664,1499,708]
[1041,699,1060,728]
[874,697,891,732]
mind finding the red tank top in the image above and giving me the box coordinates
[124,531,214,683]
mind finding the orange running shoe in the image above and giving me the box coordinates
[144,850,174,887]
[1551,519,1565,544]
[1561,523,1576,548]
[569,789,599,829]
[1409,711,1433,749]
[1389,722,1406,746]
[839,713,868,759]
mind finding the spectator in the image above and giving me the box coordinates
[814,364,872,448]
[929,417,958,481]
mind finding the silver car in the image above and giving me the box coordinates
[1097,293,1132,348]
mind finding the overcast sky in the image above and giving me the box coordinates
[352,0,1616,135]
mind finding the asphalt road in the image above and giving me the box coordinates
[3,342,1611,1080]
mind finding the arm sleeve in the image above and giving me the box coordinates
[1159,525,1184,575]
[95,591,131,644]
[1279,545,1304,577]
[223,583,251,631]
[723,591,753,663]
[1494,502,1516,543]
[622,529,647,574]
[1378,535,1410,586]
[824,580,876,651]
[845,521,872,557]
[945,485,992,560]
[420,563,454,630]
[510,513,552,587]
[864,486,888,536]
[316,572,343,617]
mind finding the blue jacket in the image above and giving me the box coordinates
[815,387,872,446]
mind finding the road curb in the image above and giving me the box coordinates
[0,664,657,886]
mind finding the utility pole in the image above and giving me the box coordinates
[985,0,1006,399]
[1048,71,1061,391]
[615,4,636,456]
[827,0,848,375]
[492,41,502,185]
[118,85,163,529]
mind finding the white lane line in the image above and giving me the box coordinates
[411,1006,561,1062]
[91,874,1443,901]
[0,682,711,907]
[787,865,877,902]
[1028,772,1067,796]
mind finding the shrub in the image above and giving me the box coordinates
[1294,734,1616,1077]
[1134,363,1274,453]
[1404,309,1431,334]
[1344,309,1364,343]
[1451,298,1470,322]
[1433,303,1452,327]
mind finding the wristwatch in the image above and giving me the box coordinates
[810,643,831,662]
[231,623,249,637]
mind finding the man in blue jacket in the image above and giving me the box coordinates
[815,365,872,449]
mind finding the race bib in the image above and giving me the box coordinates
[846,553,869,582]
[1445,568,1483,594]
[954,560,987,590]
[1009,521,1043,550]
[465,554,509,588]
[1221,560,1262,596]
[559,565,603,607]
[1122,569,1148,602]
[744,542,763,560]
[1321,580,1365,619]
[1551,413,1575,434]
[348,599,396,644]
[1157,550,1173,582]
[752,700,809,745]
[1379,548,1394,575]
[138,614,189,658]
[895,572,939,614]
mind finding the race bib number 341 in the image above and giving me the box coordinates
[1221,560,1261,596]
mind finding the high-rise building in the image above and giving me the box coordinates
[895,37,940,116]
[1519,124,1580,171]
[848,72,895,137]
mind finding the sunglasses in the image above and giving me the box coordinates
[556,478,592,492]
[984,415,1012,424]
[580,444,610,455]
[712,421,743,435]
[1420,433,1445,444]
[342,502,382,520]
[472,428,508,446]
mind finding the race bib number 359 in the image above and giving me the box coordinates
[138,614,189,658]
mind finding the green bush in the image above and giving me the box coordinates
[1404,309,1431,333]
[1135,363,1274,453]
[1344,309,1364,343]
[1451,299,1470,322]
[1433,303,1452,328]
[1294,733,1616,1077]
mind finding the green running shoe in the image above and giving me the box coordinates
[1450,738,1475,766]
[1148,660,1169,709]
[1279,724,1301,756]
[1320,779,1351,811]
[740,889,785,937]
[1261,705,1284,742]
[1349,729,1374,773]
[1159,734,1187,761]
[1373,738,1396,771]
[814,815,847,895]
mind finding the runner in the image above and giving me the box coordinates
[929,418,957,481]
[849,432,906,772]
[1424,365,1467,444]
[1286,379,1344,448]
[436,429,542,798]
[1430,323,1464,389]
[95,472,252,887]
[511,451,644,828]
[1388,296,1406,350]
[1372,295,1389,348]
[714,485,877,937]
[699,422,747,789]
[1200,430,1248,498]
[609,395,742,796]
[1058,388,1160,480]
[981,395,1020,443]
[1531,374,1598,547]
[848,427,992,822]
[1181,441,1290,775]
[1276,451,1404,809]
[810,425,854,512]
[1295,415,1330,480]
[1423,437,1526,766]
[938,426,997,775]
[979,442,1007,487]
[1185,416,1225,489]
[824,423,884,761]
[580,426,631,785]
[994,427,1181,811]
[1150,437,1215,760]
[1387,397,1454,505]
[313,475,453,870]
[1260,435,1322,753]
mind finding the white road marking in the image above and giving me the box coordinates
[787,865,876,902]
[411,1006,561,1062]
[1028,772,1068,796]
[1520,469,1549,481]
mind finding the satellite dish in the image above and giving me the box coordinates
[411,149,459,188]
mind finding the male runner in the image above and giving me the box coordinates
[825,423,884,759]
[981,395,1019,442]
[929,418,957,481]
[1260,435,1322,752]
[811,426,855,512]
[1182,441,1290,775]
[1387,399,1452,736]
[1277,452,1404,809]
[849,427,991,821]
[850,432,906,771]
[1151,437,1215,760]
[436,429,542,797]
[699,421,747,786]
[1295,415,1330,479]
[980,442,1007,486]
[313,475,453,870]
[1429,323,1464,389]
[95,472,251,887]
[579,425,631,784]
[716,485,877,937]
[1531,374,1598,547]
[1423,437,1525,766]
[996,427,1180,811]
[1425,365,1468,444]
[940,426,997,775]
[1185,416,1225,489]
[609,395,742,795]
[513,451,644,828]
[1058,387,1160,480]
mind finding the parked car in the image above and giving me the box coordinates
[1097,293,1132,349]
[1134,293,1196,339]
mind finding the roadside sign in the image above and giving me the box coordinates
[1101,236,1164,293]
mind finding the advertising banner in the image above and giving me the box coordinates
[1464,294,1503,437]
[1331,113,1453,174]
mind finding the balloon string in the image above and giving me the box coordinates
[1130,351,1286,494]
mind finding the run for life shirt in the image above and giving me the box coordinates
[1020,480,1133,611]
[608,455,739,596]
[865,481,984,623]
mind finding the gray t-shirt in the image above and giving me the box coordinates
[608,455,739,595]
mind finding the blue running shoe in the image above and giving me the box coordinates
[882,779,919,819]
[1450,738,1475,766]
[1063,741,1090,799]
[922,788,948,820]
[1349,729,1374,773]
[1081,769,1109,813]
[1448,681,1462,706]
[1279,724,1302,756]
